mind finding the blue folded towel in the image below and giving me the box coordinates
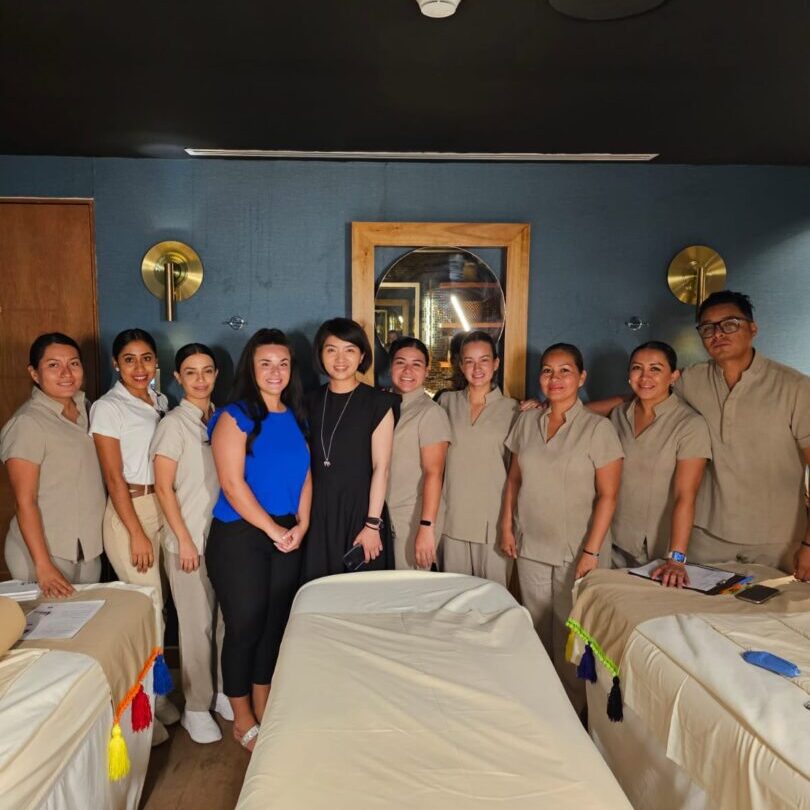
[741,650,800,678]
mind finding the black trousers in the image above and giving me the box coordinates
[206,516,301,697]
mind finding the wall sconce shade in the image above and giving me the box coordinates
[141,241,204,322]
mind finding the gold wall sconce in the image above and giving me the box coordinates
[667,245,727,316]
[141,241,204,322]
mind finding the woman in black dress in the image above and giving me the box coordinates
[302,318,399,581]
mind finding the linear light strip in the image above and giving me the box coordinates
[184,148,658,162]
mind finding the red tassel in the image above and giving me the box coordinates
[131,684,153,732]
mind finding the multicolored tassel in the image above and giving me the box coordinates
[130,684,153,732]
[564,628,575,663]
[576,643,598,683]
[152,653,174,696]
[607,676,624,722]
[108,723,131,781]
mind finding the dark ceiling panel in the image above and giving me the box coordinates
[1,0,809,163]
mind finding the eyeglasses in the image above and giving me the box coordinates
[696,316,751,339]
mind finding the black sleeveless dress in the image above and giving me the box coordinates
[301,383,400,582]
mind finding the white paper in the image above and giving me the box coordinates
[627,560,737,593]
[23,600,105,640]
[0,580,41,601]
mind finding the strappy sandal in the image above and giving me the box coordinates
[236,723,260,751]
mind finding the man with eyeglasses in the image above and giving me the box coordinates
[674,290,810,579]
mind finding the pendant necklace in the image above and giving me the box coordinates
[320,385,356,467]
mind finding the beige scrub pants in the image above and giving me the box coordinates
[103,493,164,613]
[5,531,101,584]
[689,526,796,573]
[441,536,512,588]
[164,551,224,713]
[516,556,584,713]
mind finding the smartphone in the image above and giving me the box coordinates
[342,544,366,572]
[735,585,780,604]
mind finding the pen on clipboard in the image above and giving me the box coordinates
[718,575,754,595]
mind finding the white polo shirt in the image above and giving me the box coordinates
[89,381,168,485]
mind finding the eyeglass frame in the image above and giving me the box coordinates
[695,316,753,339]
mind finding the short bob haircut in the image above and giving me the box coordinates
[629,341,678,372]
[313,318,372,375]
[697,290,754,322]
[389,336,430,365]
[540,342,585,373]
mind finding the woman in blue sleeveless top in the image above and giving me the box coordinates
[206,329,311,751]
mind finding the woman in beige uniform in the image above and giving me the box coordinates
[387,337,451,570]
[440,331,519,586]
[610,341,711,587]
[1,333,105,596]
[151,343,232,744]
[500,343,623,710]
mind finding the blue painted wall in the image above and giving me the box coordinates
[1,156,808,403]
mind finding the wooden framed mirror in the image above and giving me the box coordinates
[352,222,531,398]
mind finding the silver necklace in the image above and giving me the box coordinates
[320,385,357,467]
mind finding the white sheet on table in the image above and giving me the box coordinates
[621,613,810,810]
[0,648,110,810]
[237,572,631,810]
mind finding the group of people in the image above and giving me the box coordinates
[2,290,808,745]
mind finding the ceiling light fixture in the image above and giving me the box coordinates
[184,148,658,162]
[417,0,461,18]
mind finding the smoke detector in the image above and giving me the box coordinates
[416,0,461,18]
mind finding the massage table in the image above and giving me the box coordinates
[568,567,810,810]
[0,582,164,810]
[237,571,632,809]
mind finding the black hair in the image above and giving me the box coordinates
[540,342,585,373]
[228,328,307,453]
[112,328,157,359]
[697,290,754,323]
[174,343,218,373]
[29,333,82,368]
[389,336,430,365]
[459,330,499,359]
[313,318,372,375]
[447,331,468,390]
[629,341,678,372]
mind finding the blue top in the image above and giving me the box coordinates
[209,402,310,522]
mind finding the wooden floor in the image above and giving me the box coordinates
[140,689,251,810]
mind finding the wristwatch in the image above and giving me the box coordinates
[419,519,433,527]
[365,516,383,530]
[667,550,687,564]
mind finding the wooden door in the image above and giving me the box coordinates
[0,199,100,577]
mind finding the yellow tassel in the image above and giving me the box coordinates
[565,629,575,663]
[108,723,131,781]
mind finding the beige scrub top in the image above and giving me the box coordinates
[440,387,519,545]
[149,399,219,554]
[0,387,105,562]
[610,394,712,560]
[674,352,810,547]
[505,399,624,567]
[387,388,452,544]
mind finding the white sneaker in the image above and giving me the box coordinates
[181,711,223,744]
[151,719,169,747]
[214,692,234,721]
[155,695,181,726]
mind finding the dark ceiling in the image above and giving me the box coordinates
[1,0,809,164]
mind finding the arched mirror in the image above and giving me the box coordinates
[374,247,505,394]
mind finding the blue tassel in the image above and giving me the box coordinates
[576,643,598,683]
[607,676,623,722]
[152,653,174,696]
